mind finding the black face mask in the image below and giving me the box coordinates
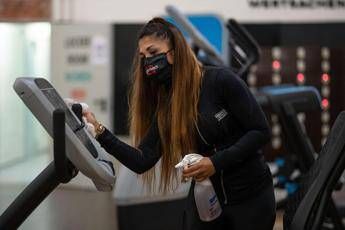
[143,51,172,86]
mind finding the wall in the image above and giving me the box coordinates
[0,0,51,21]
[51,24,113,129]
[52,0,345,23]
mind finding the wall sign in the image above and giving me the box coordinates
[248,0,345,8]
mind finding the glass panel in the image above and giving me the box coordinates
[0,23,51,168]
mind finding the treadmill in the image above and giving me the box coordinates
[261,85,345,229]
[0,78,116,229]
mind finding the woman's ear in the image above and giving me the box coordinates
[167,50,174,64]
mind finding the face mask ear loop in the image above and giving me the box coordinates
[165,49,174,66]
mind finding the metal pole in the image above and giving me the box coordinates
[0,162,60,229]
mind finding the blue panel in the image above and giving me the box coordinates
[165,15,224,54]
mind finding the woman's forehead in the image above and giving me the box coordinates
[138,35,169,51]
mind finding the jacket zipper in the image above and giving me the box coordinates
[214,145,228,205]
[220,170,228,205]
[194,121,211,146]
[194,121,228,205]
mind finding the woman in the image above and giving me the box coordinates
[84,17,276,230]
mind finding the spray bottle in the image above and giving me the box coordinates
[175,154,222,222]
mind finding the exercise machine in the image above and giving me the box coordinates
[284,111,345,230]
[0,78,116,229]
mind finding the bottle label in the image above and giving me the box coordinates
[208,193,220,218]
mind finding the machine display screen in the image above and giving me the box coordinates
[40,87,98,158]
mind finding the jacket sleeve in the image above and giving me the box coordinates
[210,68,271,173]
[96,118,161,174]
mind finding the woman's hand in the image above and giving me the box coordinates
[182,157,216,182]
[83,110,98,127]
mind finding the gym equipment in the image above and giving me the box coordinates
[263,85,345,229]
[260,85,321,172]
[260,85,320,205]
[227,19,261,78]
[269,155,301,205]
[284,111,345,230]
[0,77,116,229]
[166,5,228,67]
[13,78,115,190]
[166,5,260,79]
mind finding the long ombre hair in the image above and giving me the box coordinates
[129,18,203,192]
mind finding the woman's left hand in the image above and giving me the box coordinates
[182,157,216,182]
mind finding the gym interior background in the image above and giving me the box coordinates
[1,0,345,229]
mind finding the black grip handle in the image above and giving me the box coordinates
[71,103,83,123]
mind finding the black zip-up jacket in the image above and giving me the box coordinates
[96,66,272,205]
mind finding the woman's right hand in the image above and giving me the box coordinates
[64,98,101,137]
[83,110,99,127]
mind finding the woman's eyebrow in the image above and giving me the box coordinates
[139,45,155,55]
[146,45,155,51]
